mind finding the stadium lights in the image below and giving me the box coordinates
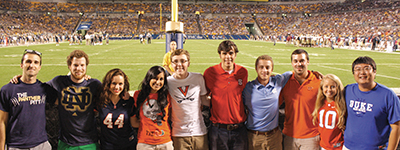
[137,11,144,17]
[251,13,256,19]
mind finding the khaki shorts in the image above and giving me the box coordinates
[172,134,209,150]
[248,128,282,150]
[137,141,173,150]
[283,134,320,150]
[342,145,349,150]
[7,141,51,150]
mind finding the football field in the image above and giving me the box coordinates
[0,39,399,90]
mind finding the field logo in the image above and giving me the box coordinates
[61,86,92,115]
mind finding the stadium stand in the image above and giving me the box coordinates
[0,0,399,46]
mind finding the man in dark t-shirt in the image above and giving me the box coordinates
[47,50,101,150]
[0,49,57,150]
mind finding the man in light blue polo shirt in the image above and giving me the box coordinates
[243,55,292,150]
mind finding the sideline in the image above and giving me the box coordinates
[259,40,400,55]
[0,42,63,48]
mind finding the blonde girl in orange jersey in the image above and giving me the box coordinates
[312,74,346,150]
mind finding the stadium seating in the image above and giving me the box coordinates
[0,0,399,43]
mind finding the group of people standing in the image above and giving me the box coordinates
[0,40,399,150]
[139,33,153,45]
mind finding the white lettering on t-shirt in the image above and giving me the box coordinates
[15,92,44,105]
[349,100,373,113]
[367,104,373,111]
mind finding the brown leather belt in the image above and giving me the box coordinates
[212,122,244,131]
[249,127,279,135]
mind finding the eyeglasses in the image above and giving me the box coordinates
[172,59,188,64]
[354,66,372,72]
[24,49,42,56]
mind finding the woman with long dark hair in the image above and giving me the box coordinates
[98,68,137,150]
[132,66,173,150]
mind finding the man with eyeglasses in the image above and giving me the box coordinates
[204,40,248,150]
[343,56,400,150]
[167,49,209,150]
[0,49,57,150]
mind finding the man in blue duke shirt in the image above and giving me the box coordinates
[343,56,400,150]
[242,55,292,150]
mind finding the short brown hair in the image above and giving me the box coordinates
[21,49,42,65]
[217,40,238,54]
[291,49,309,61]
[255,55,274,68]
[170,49,190,62]
[67,50,89,66]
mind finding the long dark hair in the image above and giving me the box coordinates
[135,66,168,121]
[98,68,130,108]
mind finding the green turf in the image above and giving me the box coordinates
[0,39,399,90]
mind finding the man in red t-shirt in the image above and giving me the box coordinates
[279,49,321,150]
[203,40,248,150]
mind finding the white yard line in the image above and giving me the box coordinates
[318,64,400,80]
[88,44,128,56]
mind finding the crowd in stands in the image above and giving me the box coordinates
[229,16,251,35]
[201,16,230,35]
[2,0,400,14]
[1,0,400,49]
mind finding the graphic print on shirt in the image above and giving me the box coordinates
[174,85,195,103]
[12,92,45,106]
[142,99,163,126]
[61,86,92,116]
[348,98,373,116]
[146,129,165,137]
